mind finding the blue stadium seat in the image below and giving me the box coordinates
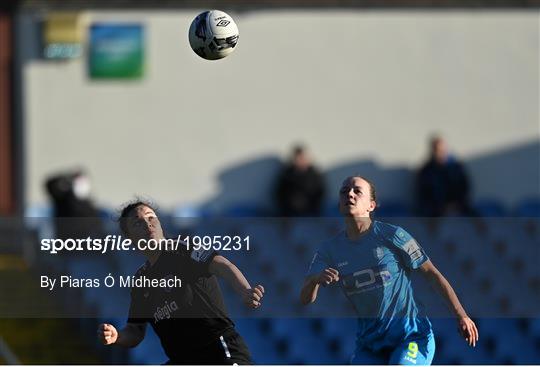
[222,203,267,217]
[474,199,506,217]
[98,207,120,234]
[24,205,55,240]
[269,318,314,339]
[100,291,130,321]
[288,218,336,250]
[288,331,337,364]
[432,318,493,364]
[130,326,168,364]
[478,319,540,364]
[266,318,338,363]
[483,217,515,243]
[529,318,540,337]
[323,203,342,218]
[172,204,210,218]
[500,232,539,277]
[155,211,175,235]
[321,318,357,341]
[465,247,531,316]
[221,250,252,276]
[234,319,282,364]
[515,198,540,217]
[399,219,432,245]
[374,200,411,218]
[240,221,284,259]
[436,218,482,246]
[260,287,296,316]
[170,204,212,232]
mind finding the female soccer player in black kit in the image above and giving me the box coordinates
[97,201,264,365]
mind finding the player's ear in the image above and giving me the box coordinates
[369,200,376,212]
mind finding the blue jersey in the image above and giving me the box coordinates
[308,221,433,352]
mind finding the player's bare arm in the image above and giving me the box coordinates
[97,322,146,348]
[209,255,265,308]
[419,260,479,347]
[300,268,339,305]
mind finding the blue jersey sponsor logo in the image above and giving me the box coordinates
[342,264,393,294]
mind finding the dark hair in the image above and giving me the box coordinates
[349,175,377,214]
[118,198,157,235]
[361,176,377,204]
[292,144,306,157]
[357,175,376,217]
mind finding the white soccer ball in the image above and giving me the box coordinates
[188,10,239,60]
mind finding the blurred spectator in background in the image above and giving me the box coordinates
[275,144,326,217]
[415,136,474,217]
[45,169,104,239]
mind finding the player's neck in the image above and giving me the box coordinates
[143,248,163,266]
[345,217,372,240]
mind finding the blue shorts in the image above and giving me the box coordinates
[351,333,436,365]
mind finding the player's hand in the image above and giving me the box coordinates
[318,268,339,286]
[457,316,479,347]
[242,285,264,309]
[97,323,118,345]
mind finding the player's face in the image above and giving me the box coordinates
[432,139,448,163]
[125,205,164,241]
[338,177,376,218]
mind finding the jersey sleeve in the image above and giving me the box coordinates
[178,240,218,277]
[391,226,428,270]
[127,269,149,324]
[307,247,331,276]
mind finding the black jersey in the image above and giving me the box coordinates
[127,244,238,361]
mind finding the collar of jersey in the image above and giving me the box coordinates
[344,220,375,243]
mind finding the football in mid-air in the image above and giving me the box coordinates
[188,10,239,60]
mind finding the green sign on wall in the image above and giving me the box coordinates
[89,23,144,79]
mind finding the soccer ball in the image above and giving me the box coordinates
[188,10,239,60]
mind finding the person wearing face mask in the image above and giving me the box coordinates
[45,169,104,240]
[300,176,478,365]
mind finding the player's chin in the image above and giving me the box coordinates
[339,206,355,217]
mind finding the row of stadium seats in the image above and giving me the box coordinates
[131,317,540,365]
[25,196,540,221]
[340,197,540,218]
[178,197,540,218]
[165,197,540,218]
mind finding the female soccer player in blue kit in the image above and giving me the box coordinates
[300,176,479,365]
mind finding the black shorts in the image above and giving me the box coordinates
[166,332,252,365]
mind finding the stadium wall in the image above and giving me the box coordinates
[17,10,539,211]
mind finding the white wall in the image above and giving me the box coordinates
[19,10,539,210]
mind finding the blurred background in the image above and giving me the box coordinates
[0,0,539,364]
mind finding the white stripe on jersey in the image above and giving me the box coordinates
[220,335,231,358]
